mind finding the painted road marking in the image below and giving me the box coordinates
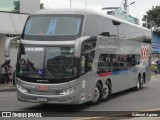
[74,117,103,120]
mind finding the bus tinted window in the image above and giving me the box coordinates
[97,54,140,73]
[22,15,83,40]
[25,16,81,35]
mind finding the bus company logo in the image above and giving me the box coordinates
[140,44,149,63]
[37,85,48,91]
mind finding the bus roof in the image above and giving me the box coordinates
[33,8,150,32]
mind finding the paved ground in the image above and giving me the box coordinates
[0,74,160,120]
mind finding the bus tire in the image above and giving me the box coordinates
[12,71,16,86]
[102,81,111,101]
[134,76,141,91]
[90,83,102,105]
[142,74,145,86]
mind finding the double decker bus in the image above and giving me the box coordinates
[5,8,151,104]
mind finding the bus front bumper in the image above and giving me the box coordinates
[17,85,81,104]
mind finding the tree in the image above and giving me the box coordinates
[13,1,20,12]
[142,6,160,33]
[40,3,44,9]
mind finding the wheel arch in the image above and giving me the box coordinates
[138,73,141,80]
[107,78,112,93]
[97,79,103,87]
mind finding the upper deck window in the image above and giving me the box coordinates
[22,14,84,40]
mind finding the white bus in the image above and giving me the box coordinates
[5,8,151,104]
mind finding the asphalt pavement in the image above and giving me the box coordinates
[0,74,160,120]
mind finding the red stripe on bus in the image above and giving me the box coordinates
[98,72,112,77]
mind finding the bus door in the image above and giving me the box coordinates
[79,40,96,102]
[79,53,96,102]
[128,55,140,87]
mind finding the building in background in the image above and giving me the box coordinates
[106,8,139,25]
[0,0,40,70]
[102,0,139,25]
[20,0,40,14]
[152,33,160,53]
[151,32,160,64]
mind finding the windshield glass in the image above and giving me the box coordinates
[22,15,83,40]
[17,45,78,81]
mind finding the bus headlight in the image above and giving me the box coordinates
[59,86,77,95]
[17,85,28,93]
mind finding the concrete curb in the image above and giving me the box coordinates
[0,84,16,92]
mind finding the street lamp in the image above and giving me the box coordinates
[130,1,135,6]
[128,1,135,14]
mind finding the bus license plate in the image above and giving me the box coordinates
[37,98,48,102]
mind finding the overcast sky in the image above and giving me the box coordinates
[41,0,160,25]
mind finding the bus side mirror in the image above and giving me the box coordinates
[4,36,20,57]
[100,32,110,37]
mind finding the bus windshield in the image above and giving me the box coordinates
[22,15,83,40]
[17,45,78,81]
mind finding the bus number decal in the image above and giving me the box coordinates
[82,80,85,88]
[37,85,48,91]
[140,44,149,64]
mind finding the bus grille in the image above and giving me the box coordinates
[28,90,58,95]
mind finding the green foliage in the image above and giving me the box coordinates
[40,3,44,9]
[13,1,45,12]
[13,1,20,12]
[151,64,157,72]
[142,6,160,32]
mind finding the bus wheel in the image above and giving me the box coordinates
[134,76,141,91]
[90,83,102,105]
[12,71,16,86]
[102,81,111,101]
[142,74,145,86]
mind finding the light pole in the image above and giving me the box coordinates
[70,0,72,8]
[123,0,135,14]
[124,0,128,13]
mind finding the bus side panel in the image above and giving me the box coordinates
[96,37,151,94]
[82,14,98,36]
[78,72,97,103]
[97,16,117,38]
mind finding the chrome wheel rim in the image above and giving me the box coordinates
[93,87,100,102]
[102,85,109,99]
[137,80,140,89]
